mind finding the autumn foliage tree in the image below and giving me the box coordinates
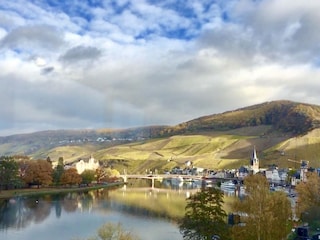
[60,168,82,186]
[23,159,53,188]
[232,174,291,240]
[295,172,320,230]
[96,167,120,183]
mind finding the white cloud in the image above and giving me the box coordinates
[34,57,47,66]
[1,0,320,135]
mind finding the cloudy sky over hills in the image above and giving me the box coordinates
[1,0,320,136]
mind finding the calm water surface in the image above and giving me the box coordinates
[0,179,205,240]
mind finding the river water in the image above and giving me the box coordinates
[0,179,207,240]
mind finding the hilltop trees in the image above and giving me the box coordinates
[232,174,291,240]
[179,187,231,240]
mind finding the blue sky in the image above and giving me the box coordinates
[1,0,320,136]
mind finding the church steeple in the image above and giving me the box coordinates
[250,146,259,173]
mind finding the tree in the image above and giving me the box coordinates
[23,159,53,188]
[179,187,231,240]
[295,172,320,230]
[53,157,64,185]
[0,156,21,190]
[60,168,82,186]
[96,167,120,183]
[81,170,96,185]
[76,222,140,240]
[232,174,291,240]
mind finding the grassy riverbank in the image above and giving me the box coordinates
[0,182,124,199]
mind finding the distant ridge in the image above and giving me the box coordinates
[161,100,320,136]
[1,100,320,157]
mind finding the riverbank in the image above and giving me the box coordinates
[0,182,124,199]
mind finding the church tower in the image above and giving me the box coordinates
[250,146,259,173]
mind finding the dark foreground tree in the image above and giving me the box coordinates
[179,187,231,240]
[0,156,21,190]
[53,157,64,185]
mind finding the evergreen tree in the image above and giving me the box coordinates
[53,157,64,185]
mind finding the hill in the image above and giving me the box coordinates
[1,100,320,172]
[161,100,320,135]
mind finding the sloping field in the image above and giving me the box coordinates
[93,132,266,173]
[32,145,101,164]
[263,129,320,168]
[21,126,320,173]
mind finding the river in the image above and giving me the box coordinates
[0,179,207,240]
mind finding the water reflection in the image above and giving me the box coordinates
[0,178,237,240]
[0,192,94,231]
[0,184,187,240]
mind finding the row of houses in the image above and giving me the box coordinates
[237,147,320,186]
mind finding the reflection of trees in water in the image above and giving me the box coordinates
[0,197,44,230]
[0,191,98,231]
[61,191,95,212]
[62,192,79,212]
[24,198,51,223]
[0,197,34,230]
[105,189,188,220]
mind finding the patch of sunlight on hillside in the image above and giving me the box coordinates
[194,158,247,170]
[129,138,170,151]
[163,135,211,149]
[43,145,96,163]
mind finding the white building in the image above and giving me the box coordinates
[75,155,100,174]
[265,169,281,182]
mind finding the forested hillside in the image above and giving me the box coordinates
[161,100,320,135]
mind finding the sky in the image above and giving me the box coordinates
[1,0,320,136]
